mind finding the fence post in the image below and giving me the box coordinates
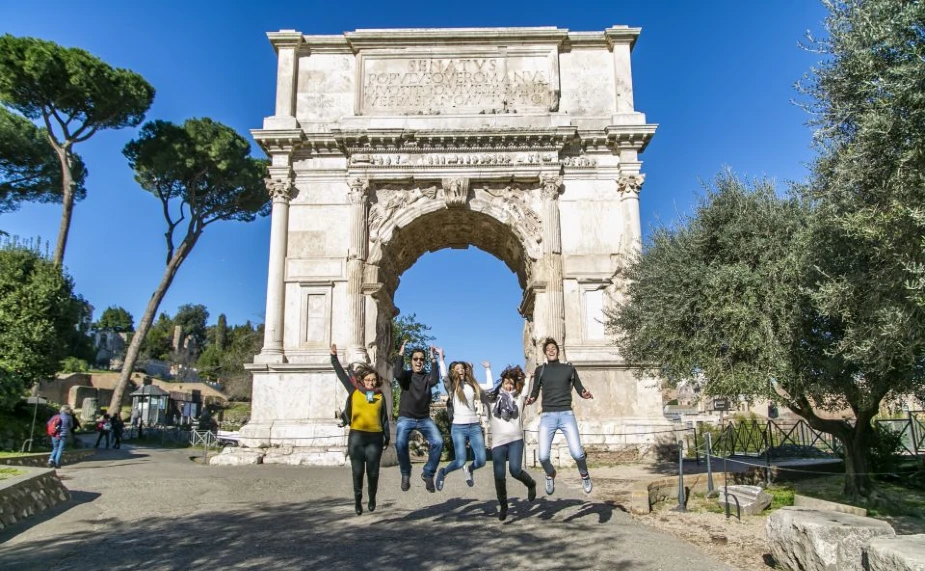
[909,411,922,466]
[672,439,687,512]
[706,431,714,493]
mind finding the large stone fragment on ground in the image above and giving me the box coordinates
[766,507,894,571]
[208,448,264,465]
[866,534,925,571]
[717,484,771,516]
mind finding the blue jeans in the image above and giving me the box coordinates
[537,411,589,477]
[49,436,66,466]
[492,439,526,480]
[395,417,444,478]
[442,423,486,475]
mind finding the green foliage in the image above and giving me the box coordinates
[868,423,907,474]
[196,321,262,401]
[433,408,454,461]
[215,314,227,351]
[95,306,134,332]
[140,313,173,361]
[766,485,795,510]
[0,246,84,410]
[173,303,209,349]
[610,172,811,399]
[59,356,89,373]
[0,34,155,264]
[0,107,87,214]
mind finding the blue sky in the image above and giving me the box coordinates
[2,1,829,375]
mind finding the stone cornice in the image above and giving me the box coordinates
[604,124,658,153]
[564,27,641,51]
[267,30,305,53]
[344,27,570,49]
[331,127,578,153]
[251,129,305,155]
[604,26,642,50]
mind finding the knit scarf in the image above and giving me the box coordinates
[493,389,519,421]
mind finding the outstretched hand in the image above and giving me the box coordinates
[398,339,408,355]
[436,346,444,359]
[481,360,490,369]
[330,343,337,356]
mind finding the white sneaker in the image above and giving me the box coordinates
[545,472,556,495]
[463,463,474,487]
[581,475,593,494]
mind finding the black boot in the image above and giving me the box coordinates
[354,492,363,516]
[368,475,378,512]
[494,477,508,521]
[513,471,537,502]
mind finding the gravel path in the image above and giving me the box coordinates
[0,445,734,571]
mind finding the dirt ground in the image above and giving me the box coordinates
[592,466,774,571]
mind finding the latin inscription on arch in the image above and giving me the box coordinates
[359,52,558,115]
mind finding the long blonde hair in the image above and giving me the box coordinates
[448,361,481,408]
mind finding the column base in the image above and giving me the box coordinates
[253,350,287,365]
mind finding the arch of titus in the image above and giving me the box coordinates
[215,26,671,466]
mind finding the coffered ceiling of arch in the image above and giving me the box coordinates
[373,207,532,301]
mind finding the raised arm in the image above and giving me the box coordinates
[393,339,410,390]
[330,344,356,393]
[480,361,495,390]
[437,347,447,381]
[425,346,439,388]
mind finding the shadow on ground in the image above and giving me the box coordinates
[0,495,638,570]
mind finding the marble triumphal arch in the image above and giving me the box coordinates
[216,26,671,466]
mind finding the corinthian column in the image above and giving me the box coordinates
[618,173,645,256]
[256,169,292,364]
[346,179,370,363]
[540,174,566,358]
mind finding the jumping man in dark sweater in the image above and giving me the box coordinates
[525,337,594,495]
[393,340,443,493]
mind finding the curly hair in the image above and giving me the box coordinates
[353,365,383,388]
[447,361,481,408]
[499,365,526,395]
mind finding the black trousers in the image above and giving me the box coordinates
[348,430,384,500]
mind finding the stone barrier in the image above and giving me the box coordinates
[766,506,895,571]
[0,467,70,531]
[866,534,925,571]
[0,450,94,468]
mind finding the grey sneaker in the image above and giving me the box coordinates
[401,474,410,492]
[463,464,474,487]
[545,471,556,495]
[422,473,436,493]
[436,468,446,491]
[581,474,593,494]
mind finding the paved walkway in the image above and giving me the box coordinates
[0,444,733,571]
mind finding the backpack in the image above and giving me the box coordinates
[46,414,62,437]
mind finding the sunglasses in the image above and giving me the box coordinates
[411,357,425,362]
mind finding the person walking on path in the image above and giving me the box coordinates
[481,363,537,520]
[94,413,112,449]
[435,357,492,492]
[393,340,442,493]
[47,405,77,469]
[331,344,390,515]
[525,337,594,495]
[110,412,125,449]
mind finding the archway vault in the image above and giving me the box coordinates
[367,178,544,302]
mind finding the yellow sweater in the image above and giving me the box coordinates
[350,390,385,433]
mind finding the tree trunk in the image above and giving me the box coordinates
[109,236,198,411]
[52,146,75,267]
[839,413,875,501]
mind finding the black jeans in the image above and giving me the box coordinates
[348,430,384,500]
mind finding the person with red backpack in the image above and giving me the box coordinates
[47,404,77,469]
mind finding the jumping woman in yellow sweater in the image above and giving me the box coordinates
[331,344,390,515]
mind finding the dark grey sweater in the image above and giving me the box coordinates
[393,354,439,419]
[529,361,586,412]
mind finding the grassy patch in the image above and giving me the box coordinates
[790,475,925,519]
[767,485,795,510]
[0,467,25,480]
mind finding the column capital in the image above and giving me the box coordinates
[348,178,370,205]
[617,173,645,196]
[540,174,564,200]
[266,175,293,203]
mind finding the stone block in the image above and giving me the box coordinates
[866,534,925,571]
[717,484,771,516]
[794,493,867,517]
[208,449,265,466]
[766,506,895,571]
